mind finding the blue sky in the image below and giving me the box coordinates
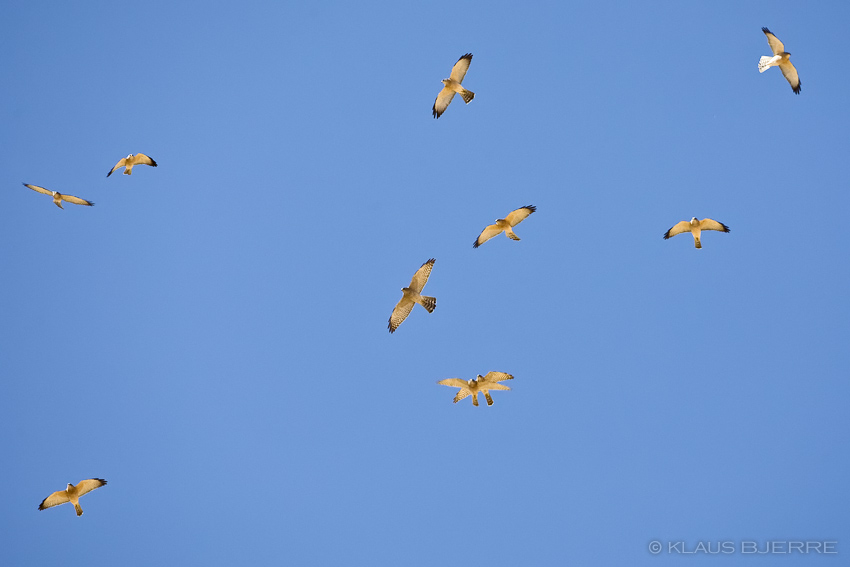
[1,0,848,565]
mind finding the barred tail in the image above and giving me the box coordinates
[460,89,474,103]
[74,503,83,516]
[420,296,436,313]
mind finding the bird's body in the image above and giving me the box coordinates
[433,54,474,118]
[438,372,513,406]
[22,183,94,209]
[663,217,730,248]
[389,259,436,333]
[759,28,801,94]
[473,205,536,248]
[38,478,107,516]
[107,153,158,177]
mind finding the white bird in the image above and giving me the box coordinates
[759,27,801,94]
[107,153,158,177]
[437,372,514,406]
[473,205,536,248]
[388,259,436,333]
[663,217,730,249]
[38,478,107,516]
[22,183,94,209]
[432,54,475,119]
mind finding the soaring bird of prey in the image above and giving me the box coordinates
[22,183,94,209]
[107,153,158,177]
[432,54,475,119]
[663,217,730,248]
[759,27,801,94]
[388,258,436,333]
[38,478,107,516]
[438,372,514,406]
[473,205,536,248]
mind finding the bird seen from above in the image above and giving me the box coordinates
[107,153,158,177]
[38,478,107,516]
[759,27,801,94]
[437,372,514,406]
[432,53,475,119]
[473,205,536,248]
[663,217,730,249]
[23,183,94,209]
[388,258,436,333]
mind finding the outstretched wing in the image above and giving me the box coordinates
[762,28,785,56]
[473,223,504,248]
[74,478,107,497]
[449,53,472,83]
[408,258,435,292]
[699,218,730,233]
[106,157,128,177]
[60,194,95,207]
[23,183,52,196]
[778,61,801,94]
[481,372,513,385]
[388,297,414,333]
[433,86,456,118]
[132,153,158,167]
[437,378,468,388]
[663,221,692,240]
[38,490,70,510]
[504,205,536,227]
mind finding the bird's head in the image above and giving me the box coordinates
[690,217,699,224]
[441,79,450,86]
[66,483,73,490]
[126,154,133,158]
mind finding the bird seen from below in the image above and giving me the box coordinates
[473,205,536,248]
[663,217,730,248]
[433,54,475,118]
[759,27,801,94]
[388,258,436,333]
[438,372,514,406]
[107,153,158,177]
[22,183,94,209]
[38,478,107,517]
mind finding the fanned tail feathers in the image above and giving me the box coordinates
[460,89,474,103]
[420,296,436,313]
[74,503,83,516]
[758,55,776,73]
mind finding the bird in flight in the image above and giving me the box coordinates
[759,28,801,94]
[107,153,158,177]
[663,217,730,248]
[388,258,436,333]
[473,205,536,248]
[22,183,94,209]
[438,372,514,406]
[38,478,107,516]
[433,54,475,118]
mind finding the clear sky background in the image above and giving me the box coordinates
[1,0,848,565]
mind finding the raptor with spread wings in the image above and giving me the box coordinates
[23,183,94,209]
[433,54,475,118]
[438,372,514,406]
[388,258,436,333]
[107,153,158,177]
[663,217,730,249]
[473,205,536,248]
[759,28,801,94]
[38,478,107,516]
